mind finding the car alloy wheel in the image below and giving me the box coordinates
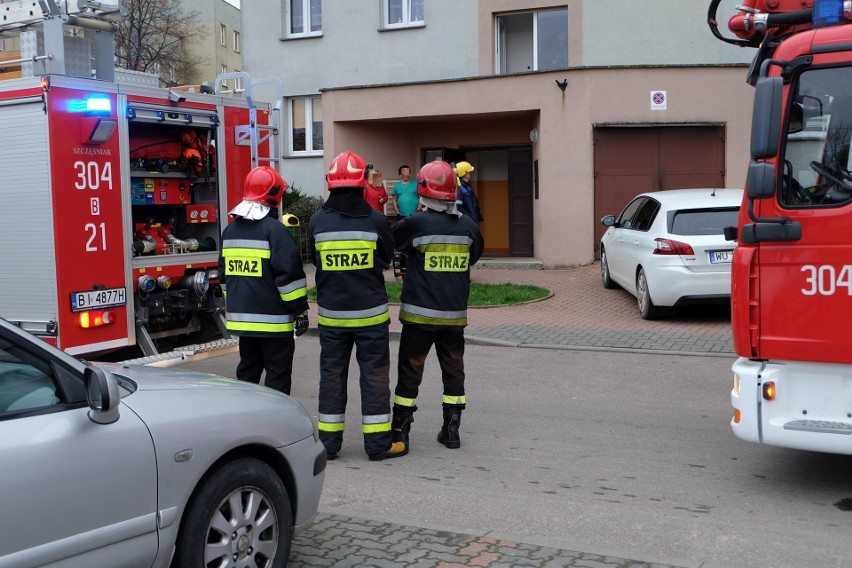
[176,458,293,568]
[600,248,616,289]
[636,268,661,320]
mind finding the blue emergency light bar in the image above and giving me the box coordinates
[67,95,112,114]
[813,0,845,28]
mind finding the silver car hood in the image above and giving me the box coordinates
[100,363,261,392]
[97,363,316,450]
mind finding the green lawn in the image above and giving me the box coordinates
[307,281,549,306]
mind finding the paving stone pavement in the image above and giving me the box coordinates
[289,513,686,568]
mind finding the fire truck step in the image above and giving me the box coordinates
[783,420,852,435]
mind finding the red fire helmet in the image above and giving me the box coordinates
[242,166,288,208]
[327,151,368,189]
[417,160,457,201]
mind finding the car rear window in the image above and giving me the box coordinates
[668,207,740,236]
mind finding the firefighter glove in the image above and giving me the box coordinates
[294,312,309,337]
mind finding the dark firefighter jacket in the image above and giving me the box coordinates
[308,189,394,328]
[217,213,308,337]
[393,209,484,327]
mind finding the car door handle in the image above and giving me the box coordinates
[633,240,639,247]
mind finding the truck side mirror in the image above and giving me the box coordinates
[750,77,784,159]
[746,161,777,199]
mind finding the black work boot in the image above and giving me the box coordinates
[391,407,415,449]
[437,406,462,449]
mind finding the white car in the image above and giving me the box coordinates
[0,316,326,568]
[599,188,743,319]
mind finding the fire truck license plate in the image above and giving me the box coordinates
[708,250,733,264]
[71,287,127,312]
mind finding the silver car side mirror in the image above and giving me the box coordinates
[85,366,121,424]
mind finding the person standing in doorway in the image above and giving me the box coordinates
[308,151,407,462]
[389,160,484,456]
[218,166,309,396]
[391,165,419,219]
[455,161,484,223]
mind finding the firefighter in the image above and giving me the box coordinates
[390,160,484,455]
[308,151,406,461]
[217,166,309,395]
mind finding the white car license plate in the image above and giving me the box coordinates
[71,287,127,312]
[708,250,733,264]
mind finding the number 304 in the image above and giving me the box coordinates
[801,265,852,296]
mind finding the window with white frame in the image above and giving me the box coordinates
[220,24,227,46]
[286,0,322,38]
[383,0,424,29]
[233,31,241,52]
[496,8,568,74]
[289,96,323,155]
[234,72,243,92]
[220,64,228,87]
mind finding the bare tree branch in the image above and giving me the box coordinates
[115,0,208,87]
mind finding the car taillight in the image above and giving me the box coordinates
[653,238,694,255]
[78,310,116,329]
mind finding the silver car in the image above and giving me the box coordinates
[0,317,326,568]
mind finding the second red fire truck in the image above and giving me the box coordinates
[710,0,852,454]
[0,0,280,358]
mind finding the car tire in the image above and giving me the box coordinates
[636,268,662,320]
[175,458,293,568]
[600,248,617,289]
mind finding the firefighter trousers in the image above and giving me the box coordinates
[395,324,466,409]
[318,324,392,456]
[236,335,296,395]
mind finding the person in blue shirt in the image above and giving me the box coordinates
[454,161,484,223]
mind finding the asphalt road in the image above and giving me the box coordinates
[181,337,852,568]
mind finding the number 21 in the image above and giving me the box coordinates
[85,222,107,251]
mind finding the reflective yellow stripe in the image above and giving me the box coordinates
[416,243,469,253]
[281,287,307,302]
[314,240,377,251]
[318,311,390,327]
[363,422,391,434]
[394,396,416,407]
[222,248,272,258]
[318,422,345,432]
[227,321,295,333]
[425,251,469,272]
[443,394,466,405]
[400,312,466,326]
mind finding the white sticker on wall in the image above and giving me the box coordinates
[650,90,667,111]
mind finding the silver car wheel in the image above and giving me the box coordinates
[206,486,279,567]
[601,248,616,289]
[176,458,292,568]
[636,268,661,320]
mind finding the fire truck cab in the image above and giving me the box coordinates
[711,0,852,453]
[0,0,278,357]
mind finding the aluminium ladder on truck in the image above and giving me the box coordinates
[215,72,282,173]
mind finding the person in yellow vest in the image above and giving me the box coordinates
[308,151,407,461]
[217,166,309,395]
[389,160,484,455]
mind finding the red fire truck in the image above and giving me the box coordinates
[0,1,279,357]
[709,0,852,453]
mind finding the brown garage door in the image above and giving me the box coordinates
[592,125,725,258]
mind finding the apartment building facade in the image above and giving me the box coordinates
[242,0,755,267]
[182,0,243,89]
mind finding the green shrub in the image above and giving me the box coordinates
[281,188,324,263]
